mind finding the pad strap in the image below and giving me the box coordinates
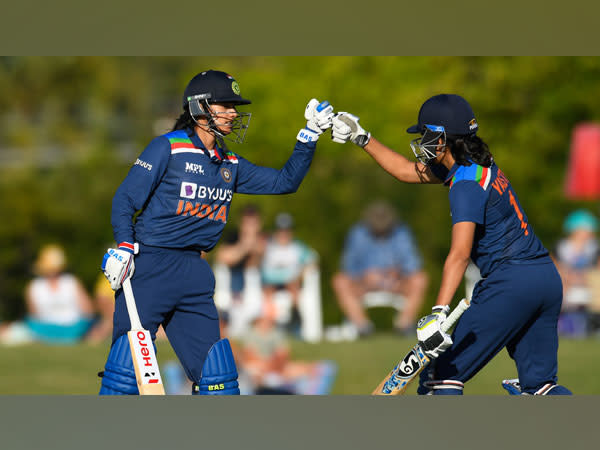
[193,338,240,395]
[99,334,139,395]
[424,379,464,395]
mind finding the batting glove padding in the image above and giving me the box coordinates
[101,247,135,291]
[297,99,334,144]
[417,305,453,359]
[331,112,371,147]
[305,99,334,134]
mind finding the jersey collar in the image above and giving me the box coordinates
[185,128,225,163]
[444,163,459,186]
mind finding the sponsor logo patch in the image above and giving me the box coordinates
[180,182,198,199]
[185,162,205,175]
[135,158,153,171]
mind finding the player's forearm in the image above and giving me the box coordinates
[363,137,426,184]
[435,252,471,306]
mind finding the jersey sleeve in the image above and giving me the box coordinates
[234,140,316,194]
[448,180,487,225]
[111,136,171,245]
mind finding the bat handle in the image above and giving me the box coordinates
[441,298,470,333]
[122,277,143,330]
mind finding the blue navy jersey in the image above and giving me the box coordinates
[111,128,316,251]
[441,162,549,277]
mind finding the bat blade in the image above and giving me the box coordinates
[372,298,471,395]
[372,344,430,395]
[128,328,165,395]
[122,278,165,396]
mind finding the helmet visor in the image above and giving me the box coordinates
[410,124,446,165]
[189,97,252,144]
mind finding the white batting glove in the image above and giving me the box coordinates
[297,99,334,143]
[101,246,135,291]
[416,305,453,359]
[331,112,371,147]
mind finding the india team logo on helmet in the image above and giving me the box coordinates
[232,81,241,95]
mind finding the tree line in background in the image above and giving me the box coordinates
[1,56,599,325]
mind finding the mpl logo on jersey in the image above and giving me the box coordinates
[185,162,205,175]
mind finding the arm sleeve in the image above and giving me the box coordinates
[234,140,316,194]
[111,136,171,245]
[448,181,487,225]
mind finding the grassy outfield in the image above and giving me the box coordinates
[0,334,598,395]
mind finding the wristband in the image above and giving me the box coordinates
[118,242,135,254]
[297,128,320,143]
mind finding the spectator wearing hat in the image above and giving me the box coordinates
[553,209,600,337]
[331,201,428,337]
[0,244,96,345]
[260,213,317,326]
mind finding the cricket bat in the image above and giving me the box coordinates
[372,298,471,395]
[122,277,165,395]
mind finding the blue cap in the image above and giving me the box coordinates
[407,94,478,136]
[564,209,598,233]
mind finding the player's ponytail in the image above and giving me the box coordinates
[171,106,196,132]
[447,135,493,167]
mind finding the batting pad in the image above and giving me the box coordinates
[99,334,139,395]
[193,338,240,395]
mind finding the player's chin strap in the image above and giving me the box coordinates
[192,338,240,395]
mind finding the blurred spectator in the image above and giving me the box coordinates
[85,273,115,343]
[331,201,428,338]
[553,209,600,337]
[239,301,336,395]
[215,204,267,300]
[261,212,318,329]
[0,244,95,345]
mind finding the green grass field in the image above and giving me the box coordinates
[1,334,598,395]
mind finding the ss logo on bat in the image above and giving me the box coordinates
[398,351,421,376]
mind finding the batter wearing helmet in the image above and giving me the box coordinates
[331,95,571,395]
[99,70,334,395]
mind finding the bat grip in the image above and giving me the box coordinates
[441,298,470,333]
[122,277,143,330]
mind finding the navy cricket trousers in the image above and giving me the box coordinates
[112,244,220,383]
[421,258,563,393]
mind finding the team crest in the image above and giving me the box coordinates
[220,167,232,183]
[231,81,241,95]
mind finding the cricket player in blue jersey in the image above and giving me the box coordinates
[331,94,572,395]
[98,70,334,395]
